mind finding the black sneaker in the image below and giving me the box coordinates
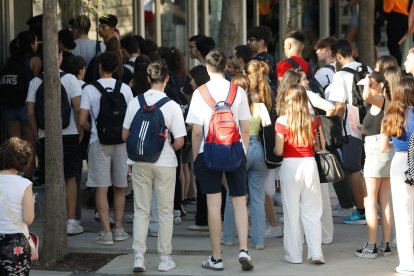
[378,241,392,257]
[355,243,378,259]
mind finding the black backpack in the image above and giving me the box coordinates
[35,72,71,130]
[126,95,171,162]
[92,80,127,145]
[0,59,28,107]
[84,40,102,84]
[340,64,370,123]
[308,64,335,98]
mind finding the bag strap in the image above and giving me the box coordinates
[91,81,107,95]
[137,94,147,108]
[313,114,323,151]
[113,80,122,94]
[339,67,357,75]
[154,96,171,108]
[198,84,216,109]
[285,58,300,69]
[225,83,238,107]
[0,189,35,249]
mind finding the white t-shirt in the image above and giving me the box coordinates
[186,77,251,153]
[71,39,106,69]
[314,62,335,89]
[0,175,32,234]
[328,61,372,134]
[123,89,187,167]
[26,71,82,139]
[80,78,134,144]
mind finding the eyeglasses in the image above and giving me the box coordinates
[247,37,258,44]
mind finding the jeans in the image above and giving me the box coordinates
[222,137,267,246]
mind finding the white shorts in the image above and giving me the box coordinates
[86,141,128,188]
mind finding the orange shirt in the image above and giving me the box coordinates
[384,0,409,16]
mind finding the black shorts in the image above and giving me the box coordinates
[193,153,247,197]
[39,135,80,179]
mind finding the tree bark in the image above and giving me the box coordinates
[357,0,375,68]
[41,0,68,264]
[219,0,242,56]
[58,0,83,28]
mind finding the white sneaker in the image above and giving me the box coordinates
[158,255,176,272]
[396,266,414,275]
[202,256,224,271]
[67,220,84,235]
[265,225,283,238]
[133,253,145,272]
[173,210,181,225]
[332,208,353,217]
[113,228,129,241]
[94,212,115,226]
[238,250,254,271]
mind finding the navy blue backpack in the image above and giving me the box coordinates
[126,94,171,162]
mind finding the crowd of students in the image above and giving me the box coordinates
[2,9,414,275]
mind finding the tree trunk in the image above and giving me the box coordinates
[41,0,68,264]
[357,0,375,68]
[219,0,242,56]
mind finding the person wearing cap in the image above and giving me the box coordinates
[98,14,118,44]
[277,29,309,80]
[247,25,277,92]
[69,15,106,70]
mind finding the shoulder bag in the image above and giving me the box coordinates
[0,190,39,261]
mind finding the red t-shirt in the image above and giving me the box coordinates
[275,117,319,158]
[276,56,309,79]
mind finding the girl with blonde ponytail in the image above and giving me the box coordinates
[274,84,325,264]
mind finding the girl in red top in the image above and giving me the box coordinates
[274,84,325,264]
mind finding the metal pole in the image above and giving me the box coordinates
[133,0,145,36]
[241,0,247,44]
[155,0,161,46]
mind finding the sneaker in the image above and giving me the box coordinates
[94,231,113,245]
[201,256,224,271]
[94,212,115,227]
[396,266,414,275]
[332,208,353,217]
[67,220,84,235]
[173,210,182,225]
[187,224,209,231]
[133,254,145,272]
[158,255,176,272]
[238,250,254,271]
[309,256,325,264]
[254,244,264,250]
[113,228,129,241]
[221,239,235,246]
[265,225,283,238]
[342,210,366,225]
[355,243,378,258]
[378,241,392,256]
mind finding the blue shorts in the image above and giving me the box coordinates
[1,106,28,124]
[194,153,247,197]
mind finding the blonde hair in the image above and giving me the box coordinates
[275,68,303,116]
[232,74,249,91]
[285,84,314,146]
[245,60,273,112]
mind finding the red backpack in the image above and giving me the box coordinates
[199,83,244,171]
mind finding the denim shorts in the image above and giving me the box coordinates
[1,105,28,124]
[363,135,394,177]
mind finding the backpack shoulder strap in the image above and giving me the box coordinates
[324,64,335,72]
[113,80,123,93]
[285,58,300,69]
[154,96,171,108]
[60,72,66,78]
[137,94,147,108]
[198,84,216,109]
[225,83,238,107]
[81,83,89,89]
[340,67,356,74]
[91,81,107,95]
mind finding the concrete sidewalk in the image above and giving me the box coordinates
[30,185,402,275]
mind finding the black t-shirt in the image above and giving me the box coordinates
[254,52,277,93]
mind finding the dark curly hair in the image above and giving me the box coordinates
[0,138,33,171]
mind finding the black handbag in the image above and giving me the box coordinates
[309,99,344,150]
[314,115,345,183]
